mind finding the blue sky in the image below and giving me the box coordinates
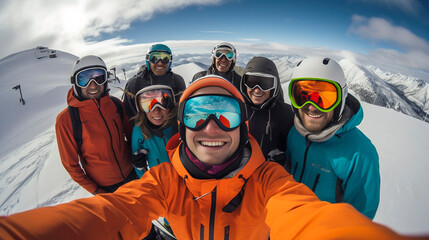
[103,0,429,54]
[1,0,429,78]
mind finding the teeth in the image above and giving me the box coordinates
[201,141,225,147]
[153,116,162,120]
[308,113,322,118]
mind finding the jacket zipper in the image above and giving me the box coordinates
[224,225,230,240]
[312,173,320,192]
[298,137,312,182]
[209,187,217,240]
[113,120,121,150]
[96,101,125,179]
[200,224,204,240]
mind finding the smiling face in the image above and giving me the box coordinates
[246,86,271,106]
[146,107,170,126]
[215,54,233,73]
[185,86,240,165]
[298,103,334,132]
[149,60,169,76]
[80,81,105,99]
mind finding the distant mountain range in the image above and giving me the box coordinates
[2,48,428,123]
[255,54,429,123]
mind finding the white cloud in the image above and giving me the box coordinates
[0,0,223,59]
[348,15,429,76]
[349,15,429,52]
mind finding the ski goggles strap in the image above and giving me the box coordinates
[147,51,172,64]
[213,50,235,61]
[178,94,246,132]
[137,86,175,113]
[75,67,107,88]
[289,78,342,112]
[243,72,277,91]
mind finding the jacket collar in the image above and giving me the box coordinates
[166,133,265,210]
[294,94,363,142]
[66,88,111,108]
[166,133,265,181]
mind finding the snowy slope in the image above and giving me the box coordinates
[0,48,428,235]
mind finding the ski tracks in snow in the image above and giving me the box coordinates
[0,130,54,215]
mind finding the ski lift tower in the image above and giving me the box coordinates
[122,68,127,81]
[12,84,25,105]
[110,67,120,83]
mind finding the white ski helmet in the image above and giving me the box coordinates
[70,55,108,98]
[211,42,237,69]
[290,56,348,121]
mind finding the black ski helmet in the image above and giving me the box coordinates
[240,56,280,109]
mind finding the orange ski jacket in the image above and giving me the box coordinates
[0,133,407,240]
[55,89,133,193]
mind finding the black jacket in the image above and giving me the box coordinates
[123,66,186,123]
[240,57,293,162]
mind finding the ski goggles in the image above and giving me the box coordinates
[147,51,172,65]
[289,78,342,112]
[243,72,277,91]
[136,86,175,113]
[213,50,235,61]
[74,67,107,88]
[178,94,246,132]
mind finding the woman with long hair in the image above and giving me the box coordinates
[130,85,178,178]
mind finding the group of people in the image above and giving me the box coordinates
[0,42,413,239]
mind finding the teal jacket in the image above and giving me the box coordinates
[286,95,380,219]
[131,123,176,178]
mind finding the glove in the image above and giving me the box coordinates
[131,149,148,170]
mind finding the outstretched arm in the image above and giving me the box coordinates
[0,172,167,240]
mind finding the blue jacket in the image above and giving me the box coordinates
[131,124,176,178]
[286,95,380,219]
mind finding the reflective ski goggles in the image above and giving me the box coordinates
[136,86,174,113]
[289,78,342,112]
[243,72,277,91]
[178,94,246,132]
[75,67,107,88]
[213,50,235,61]
[147,51,172,65]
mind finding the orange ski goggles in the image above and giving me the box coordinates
[289,78,342,112]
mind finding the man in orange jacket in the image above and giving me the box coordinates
[55,55,137,194]
[0,75,420,239]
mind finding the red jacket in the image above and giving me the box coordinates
[0,134,407,240]
[55,89,133,193]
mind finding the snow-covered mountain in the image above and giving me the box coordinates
[340,59,424,121]
[1,47,429,235]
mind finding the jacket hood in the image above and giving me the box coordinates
[240,56,281,109]
[340,94,363,132]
